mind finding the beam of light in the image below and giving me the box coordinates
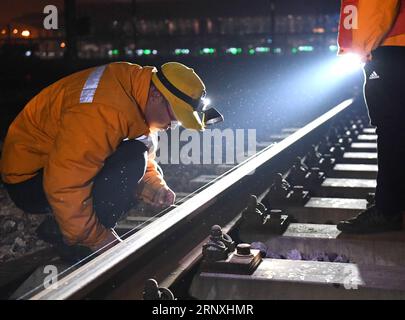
[238,52,364,130]
[329,53,365,76]
[207,49,366,140]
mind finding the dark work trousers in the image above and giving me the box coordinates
[363,46,405,215]
[4,139,148,228]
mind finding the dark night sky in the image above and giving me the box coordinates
[0,0,63,25]
[0,0,340,25]
[0,0,130,25]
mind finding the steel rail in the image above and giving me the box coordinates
[30,98,354,300]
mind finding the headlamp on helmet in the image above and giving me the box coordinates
[153,65,224,130]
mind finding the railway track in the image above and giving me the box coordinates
[5,97,404,300]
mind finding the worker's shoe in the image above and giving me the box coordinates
[37,215,92,263]
[337,205,402,234]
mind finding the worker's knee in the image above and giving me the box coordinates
[92,140,149,227]
[102,139,148,181]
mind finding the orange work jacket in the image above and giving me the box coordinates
[338,0,405,56]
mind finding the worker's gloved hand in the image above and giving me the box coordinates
[151,186,176,208]
[135,180,176,208]
[90,228,122,254]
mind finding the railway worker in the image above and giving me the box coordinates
[336,0,405,233]
[0,62,223,259]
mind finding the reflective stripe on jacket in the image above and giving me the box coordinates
[0,62,166,248]
[338,0,405,56]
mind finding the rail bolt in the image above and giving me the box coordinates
[236,243,252,256]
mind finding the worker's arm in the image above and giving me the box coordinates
[135,133,175,207]
[137,150,175,207]
[338,0,401,58]
[43,104,126,250]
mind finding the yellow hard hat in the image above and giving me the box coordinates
[151,62,223,131]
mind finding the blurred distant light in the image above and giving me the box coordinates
[25,50,32,57]
[60,42,66,48]
[200,48,215,55]
[329,45,338,52]
[135,49,155,56]
[226,47,242,55]
[248,48,255,55]
[273,48,282,54]
[12,28,18,34]
[21,30,30,37]
[298,45,314,52]
[175,48,190,55]
[1,29,6,35]
[330,53,365,76]
[108,49,113,56]
[112,49,119,55]
[255,47,270,53]
[291,48,298,54]
[313,27,325,34]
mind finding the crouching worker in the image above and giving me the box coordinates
[0,62,223,261]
